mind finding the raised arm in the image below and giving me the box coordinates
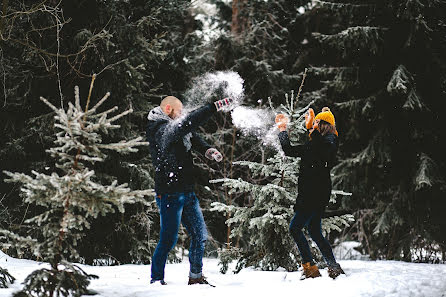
[165,103,216,142]
[278,131,307,157]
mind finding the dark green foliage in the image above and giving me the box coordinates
[1,0,190,264]
[13,262,97,297]
[301,0,446,259]
[0,266,15,288]
[1,0,445,267]
[202,0,309,103]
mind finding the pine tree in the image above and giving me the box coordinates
[2,79,152,297]
[210,90,354,273]
[0,266,15,288]
[0,0,194,264]
[298,0,446,259]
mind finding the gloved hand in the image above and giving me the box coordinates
[205,148,223,162]
[275,114,289,131]
[214,97,234,111]
[313,119,319,131]
[305,108,315,130]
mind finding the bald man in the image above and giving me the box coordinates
[146,96,232,286]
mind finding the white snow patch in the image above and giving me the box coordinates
[2,251,446,297]
[333,241,370,261]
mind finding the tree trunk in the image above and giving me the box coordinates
[231,0,248,36]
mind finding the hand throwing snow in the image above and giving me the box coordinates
[214,97,234,111]
[275,114,289,132]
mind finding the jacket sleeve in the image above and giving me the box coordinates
[278,131,307,157]
[163,103,216,147]
[191,132,211,155]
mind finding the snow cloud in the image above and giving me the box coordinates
[183,71,245,109]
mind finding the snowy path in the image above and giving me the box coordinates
[1,252,446,297]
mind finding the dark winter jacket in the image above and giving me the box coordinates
[278,130,338,211]
[146,103,216,194]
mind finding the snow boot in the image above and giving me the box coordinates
[300,262,321,280]
[188,275,215,287]
[150,279,167,285]
[328,263,345,279]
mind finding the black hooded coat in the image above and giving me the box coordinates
[146,103,216,194]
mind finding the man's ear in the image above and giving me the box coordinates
[164,104,172,114]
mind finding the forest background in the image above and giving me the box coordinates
[1,0,445,268]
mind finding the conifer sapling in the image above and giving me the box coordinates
[3,76,153,297]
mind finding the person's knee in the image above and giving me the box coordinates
[289,219,301,235]
[308,225,324,242]
[159,234,178,251]
[198,229,208,244]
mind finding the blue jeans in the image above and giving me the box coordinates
[289,209,337,266]
[151,192,208,281]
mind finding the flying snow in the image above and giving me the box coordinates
[231,106,282,152]
[183,71,244,109]
[181,71,282,151]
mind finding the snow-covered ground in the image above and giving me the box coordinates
[1,251,446,297]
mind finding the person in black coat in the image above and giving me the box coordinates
[276,107,345,280]
[146,96,232,286]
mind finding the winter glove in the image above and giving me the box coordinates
[305,108,315,130]
[214,97,234,111]
[275,114,289,131]
[205,148,223,162]
[312,119,319,131]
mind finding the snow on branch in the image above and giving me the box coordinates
[387,65,428,111]
[313,26,386,58]
[2,81,153,297]
[414,153,445,191]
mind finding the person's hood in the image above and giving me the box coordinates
[147,106,171,122]
[147,106,192,151]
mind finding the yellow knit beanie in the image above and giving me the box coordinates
[315,107,335,126]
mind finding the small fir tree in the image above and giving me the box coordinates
[211,86,354,273]
[2,77,152,297]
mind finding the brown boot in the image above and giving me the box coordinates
[301,262,322,280]
[188,275,215,287]
[328,263,345,279]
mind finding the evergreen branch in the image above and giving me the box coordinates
[39,96,59,113]
[83,74,96,120]
[313,26,386,57]
[314,0,375,8]
[89,92,111,114]
[294,68,308,109]
[74,86,81,111]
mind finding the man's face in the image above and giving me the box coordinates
[169,101,183,119]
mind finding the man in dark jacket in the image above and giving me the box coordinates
[147,96,232,286]
[276,107,345,280]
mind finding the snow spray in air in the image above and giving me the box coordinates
[231,106,282,152]
[183,71,245,110]
[183,71,281,151]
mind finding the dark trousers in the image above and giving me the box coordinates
[289,209,337,266]
[151,192,208,281]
